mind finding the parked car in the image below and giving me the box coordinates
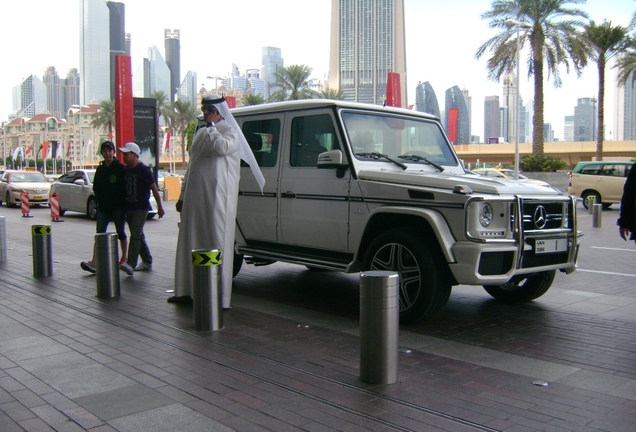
[472,168,552,188]
[567,160,633,209]
[0,170,51,208]
[231,99,580,323]
[50,169,158,220]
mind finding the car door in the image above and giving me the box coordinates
[237,115,283,243]
[278,110,351,251]
[600,163,629,202]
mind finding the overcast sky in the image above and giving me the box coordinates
[1,0,633,140]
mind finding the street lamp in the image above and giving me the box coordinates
[505,18,531,180]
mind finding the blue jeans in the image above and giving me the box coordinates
[96,209,127,239]
[126,210,152,268]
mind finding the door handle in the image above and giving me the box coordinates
[281,192,296,198]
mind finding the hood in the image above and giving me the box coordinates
[357,170,559,196]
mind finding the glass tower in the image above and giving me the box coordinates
[329,0,406,106]
[414,81,440,118]
[165,29,181,101]
[80,0,111,104]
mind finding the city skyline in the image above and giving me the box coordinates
[0,0,633,141]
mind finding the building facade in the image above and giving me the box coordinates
[107,1,126,101]
[177,70,198,107]
[445,85,470,145]
[414,81,440,117]
[328,0,407,106]
[12,75,46,119]
[573,97,597,142]
[484,95,500,142]
[261,47,284,100]
[80,0,111,104]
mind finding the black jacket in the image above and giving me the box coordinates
[93,158,126,213]
[617,163,636,240]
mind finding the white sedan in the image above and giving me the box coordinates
[50,169,158,220]
[0,170,51,208]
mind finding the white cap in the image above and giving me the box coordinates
[118,142,141,157]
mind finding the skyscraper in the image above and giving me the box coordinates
[133,46,171,98]
[573,97,597,142]
[414,81,440,118]
[502,71,517,144]
[107,1,126,100]
[328,0,407,106]
[261,47,284,100]
[445,85,470,145]
[43,67,64,119]
[177,71,198,107]
[619,70,636,140]
[484,95,500,142]
[564,115,574,141]
[165,29,181,101]
[64,68,81,113]
[80,0,111,104]
[12,75,46,118]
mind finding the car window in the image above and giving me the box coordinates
[290,114,339,168]
[59,172,77,183]
[241,118,281,168]
[579,164,601,175]
[11,172,47,183]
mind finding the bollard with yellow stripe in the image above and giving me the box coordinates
[32,225,53,277]
[192,249,223,331]
[192,250,222,267]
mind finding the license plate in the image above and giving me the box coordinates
[535,238,567,254]
[32,195,42,201]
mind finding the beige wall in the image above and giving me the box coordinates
[455,140,636,169]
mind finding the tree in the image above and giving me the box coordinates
[476,0,589,155]
[241,93,266,106]
[150,90,172,127]
[581,21,631,160]
[171,99,197,163]
[269,65,319,101]
[90,100,115,139]
[317,88,345,100]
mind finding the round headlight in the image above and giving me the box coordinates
[479,203,493,227]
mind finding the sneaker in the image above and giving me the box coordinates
[80,261,96,274]
[119,257,127,265]
[119,262,134,276]
[135,262,152,272]
[167,296,193,304]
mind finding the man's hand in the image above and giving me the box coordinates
[176,200,183,213]
[619,227,630,241]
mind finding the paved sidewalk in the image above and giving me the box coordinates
[0,204,635,431]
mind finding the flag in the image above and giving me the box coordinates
[51,140,60,159]
[66,141,72,157]
[85,139,92,157]
[40,141,51,159]
[12,146,23,160]
[25,145,33,157]
[161,129,171,155]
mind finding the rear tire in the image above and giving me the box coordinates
[233,252,244,278]
[6,192,16,208]
[582,191,601,210]
[87,197,97,220]
[363,228,452,323]
[483,270,555,303]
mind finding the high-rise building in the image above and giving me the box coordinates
[499,106,509,142]
[133,46,171,98]
[414,81,440,117]
[573,97,597,142]
[484,95,500,142]
[564,115,574,141]
[177,70,198,107]
[165,29,181,101]
[544,123,555,142]
[461,88,472,135]
[107,1,126,100]
[43,67,64,119]
[445,85,470,144]
[80,0,110,104]
[502,71,518,144]
[328,0,407,106]
[12,74,46,118]
[261,47,284,100]
[618,70,636,140]
[246,69,266,97]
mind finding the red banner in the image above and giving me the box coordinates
[385,72,402,108]
[115,55,134,163]
[447,108,459,144]
[226,96,236,109]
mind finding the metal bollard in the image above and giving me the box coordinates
[359,271,399,385]
[95,233,120,298]
[592,203,602,228]
[32,225,52,277]
[192,249,223,331]
[0,216,7,262]
[587,196,595,214]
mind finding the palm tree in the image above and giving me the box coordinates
[269,65,319,101]
[150,90,172,127]
[476,0,589,156]
[241,93,266,106]
[90,100,115,139]
[581,21,631,160]
[171,99,197,163]
[317,88,345,100]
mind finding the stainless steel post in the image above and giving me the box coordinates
[0,216,7,262]
[587,196,595,214]
[192,249,223,331]
[95,233,120,298]
[592,203,602,228]
[32,225,52,277]
[359,271,399,384]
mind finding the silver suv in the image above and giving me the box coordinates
[232,100,580,322]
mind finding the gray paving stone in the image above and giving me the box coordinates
[107,403,235,432]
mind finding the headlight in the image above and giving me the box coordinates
[479,203,493,227]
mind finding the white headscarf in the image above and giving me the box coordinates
[202,95,265,192]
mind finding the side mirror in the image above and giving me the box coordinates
[74,179,86,186]
[317,150,348,178]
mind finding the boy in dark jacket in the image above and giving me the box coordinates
[618,162,636,244]
[81,141,129,273]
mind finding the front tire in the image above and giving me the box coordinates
[87,197,97,220]
[232,252,244,278]
[582,191,601,210]
[483,270,555,303]
[6,192,16,208]
[363,228,451,323]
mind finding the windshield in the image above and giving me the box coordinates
[87,171,96,182]
[342,111,457,166]
[10,172,48,183]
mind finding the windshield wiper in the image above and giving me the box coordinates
[355,152,407,170]
[397,154,445,172]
